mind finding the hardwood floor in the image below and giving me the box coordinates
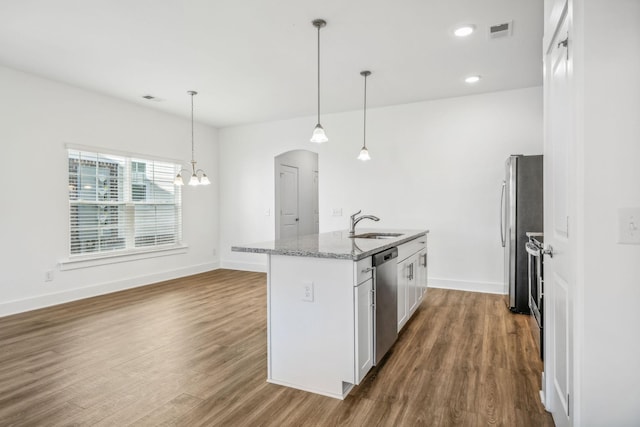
[0,269,554,426]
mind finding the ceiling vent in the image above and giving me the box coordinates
[489,21,513,39]
[142,94,163,102]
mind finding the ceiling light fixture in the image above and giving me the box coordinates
[357,70,372,162]
[454,25,476,37]
[174,91,210,186]
[465,75,481,84]
[310,19,328,143]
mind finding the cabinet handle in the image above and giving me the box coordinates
[421,254,427,267]
[361,267,374,274]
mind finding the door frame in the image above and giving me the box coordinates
[274,150,319,240]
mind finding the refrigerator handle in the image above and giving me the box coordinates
[500,181,506,247]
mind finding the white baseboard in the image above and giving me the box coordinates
[0,261,219,318]
[221,260,267,273]
[428,277,505,295]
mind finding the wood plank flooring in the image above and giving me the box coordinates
[0,269,554,426]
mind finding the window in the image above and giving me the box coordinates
[68,148,182,258]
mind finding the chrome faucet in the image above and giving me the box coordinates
[349,210,380,236]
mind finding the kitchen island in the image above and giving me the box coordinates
[232,229,428,399]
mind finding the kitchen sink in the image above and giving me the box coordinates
[350,232,403,239]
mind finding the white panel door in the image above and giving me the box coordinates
[279,165,299,239]
[544,7,573,427]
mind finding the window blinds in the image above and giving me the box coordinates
[68,149,182,257]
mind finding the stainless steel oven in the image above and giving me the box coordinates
[525,232,544,360]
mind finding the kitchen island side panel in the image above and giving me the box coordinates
[267,255,355,398]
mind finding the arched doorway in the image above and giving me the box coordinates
[274,150,319,239]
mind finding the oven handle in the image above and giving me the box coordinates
[525,241,541,257]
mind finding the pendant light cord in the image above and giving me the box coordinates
[363,73,367,148]
[317,24,321,124]
[191,92,195,164]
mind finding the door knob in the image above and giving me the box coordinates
[542,245,554,258]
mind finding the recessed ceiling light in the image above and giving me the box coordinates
[454,25,475,37]
[465,75,481,84]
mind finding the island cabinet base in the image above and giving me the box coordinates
[267,254,370,399]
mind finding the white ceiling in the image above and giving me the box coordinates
[0,0,543,128]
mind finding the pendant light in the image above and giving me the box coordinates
[174,91,210,186]
[357,70,372,161]
[310,19,328,143]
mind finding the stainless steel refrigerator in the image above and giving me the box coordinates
[500,155,543,313]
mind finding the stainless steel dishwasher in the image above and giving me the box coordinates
[372,247,399,365]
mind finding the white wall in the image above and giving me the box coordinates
[0,65,219,316]
[577,1,640,424]
[220,87,543,292]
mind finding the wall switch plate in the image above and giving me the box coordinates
[302,281,314,302]
[45,270,54,282]
[618,207,640,244]
[332,208,342,217]
[265,208,271,216]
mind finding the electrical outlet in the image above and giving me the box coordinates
[265,208,271,216]
[212,249,217,256]
[302,281,314,302]
[332,208,342,217]
[618,207,640,244]
[45,270,54,282]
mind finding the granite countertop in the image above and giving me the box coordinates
[231,229,428,261]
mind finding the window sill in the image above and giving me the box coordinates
[59,245,188,271]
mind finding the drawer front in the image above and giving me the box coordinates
[355,257,373,285]
[397,238,426,263]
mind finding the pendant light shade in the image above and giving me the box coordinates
[357,146,371,161]
[357,70,372,161]
[310,19,328,143]
[311,123,328,143]
[174,91,210,186]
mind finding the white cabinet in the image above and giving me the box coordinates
[396,238,427,331]
[266,253,376,399]
[397,260,408,329]
[417,248,428,301]
[397,252,418,331]
[354,277,373,384]
[407,253,419,314]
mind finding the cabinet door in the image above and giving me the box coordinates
[407,254,419,315]
[417,249,428,301]
[354,278,373,384]
[397,261,408,331]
